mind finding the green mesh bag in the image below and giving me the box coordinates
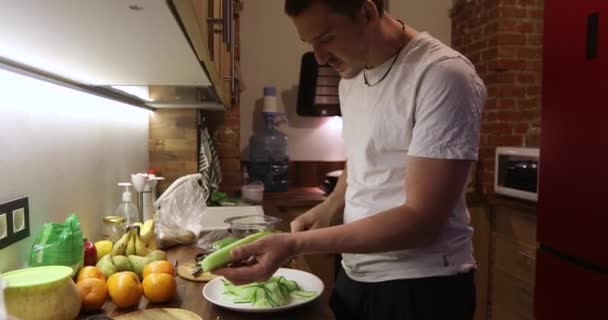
[29,214,84,276]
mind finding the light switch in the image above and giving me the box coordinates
[0,213,7,240]
[13,208,25,232]
[0,197,29,249]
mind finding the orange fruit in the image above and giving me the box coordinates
[106,271,143,309]
[107,271,138,285]
[77,278,108,312]
[142,273,176,303]
[77,266,106,283]
[142,260,176,279]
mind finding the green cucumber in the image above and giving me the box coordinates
[211,236,239,251]
[200,231,273,272]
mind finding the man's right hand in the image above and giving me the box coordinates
[290,208,326,232]
[290,199,342,232]
[291,167,347,233]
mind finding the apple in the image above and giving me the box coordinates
[83,238,97,266]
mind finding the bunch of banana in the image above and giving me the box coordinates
[139,219,158,250]
[109,230,130,256]
[110,227,152,256]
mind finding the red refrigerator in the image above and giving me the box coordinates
[536,1,608,319]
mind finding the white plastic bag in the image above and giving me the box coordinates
[155,177,207,248]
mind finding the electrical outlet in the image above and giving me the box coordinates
[0,213,7,240]
[0,197,30,250]
[13,208,25,232]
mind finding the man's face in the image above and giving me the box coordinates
[292,2,369,79]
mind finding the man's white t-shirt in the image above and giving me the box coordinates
[339,32,486,282]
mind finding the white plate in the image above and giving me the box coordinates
[202,267,324,313]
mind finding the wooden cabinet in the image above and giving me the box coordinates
[488,196,537,320]
[173,0,235,107]
[200,0,234,106]
[469,202,490,320]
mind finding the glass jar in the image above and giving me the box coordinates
[224,215,281,239]
[103,215,126,243]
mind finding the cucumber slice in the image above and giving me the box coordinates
[221,275,318,308]
[290,290,318,298]
[252,287,270,307]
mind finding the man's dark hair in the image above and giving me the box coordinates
[285,0,385,18]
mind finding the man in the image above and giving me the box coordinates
[215,1,486,319]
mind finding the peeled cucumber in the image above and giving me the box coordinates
[200,231,273,272]
[211,237,239,251]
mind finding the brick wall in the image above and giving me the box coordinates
[150,106,241,196]
[452,0,544,194]
[149,109,199,193]
[204,99,242,195]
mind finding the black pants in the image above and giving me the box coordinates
[330,268,476,320]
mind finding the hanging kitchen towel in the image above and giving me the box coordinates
[199,118,222,201]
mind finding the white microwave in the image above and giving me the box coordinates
[494,147,539,202]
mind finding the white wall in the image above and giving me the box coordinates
[389,0,453,45]
[239,0,453,161]
[0,67,149,273]
[239,0,345,161]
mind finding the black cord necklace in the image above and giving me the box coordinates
[363,20,406,87]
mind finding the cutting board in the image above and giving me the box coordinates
[114,308,202,320]
[177,260,216,282]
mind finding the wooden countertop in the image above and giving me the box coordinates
[81,187,487,319]
[77,202,334,320]
[263,187,328,208]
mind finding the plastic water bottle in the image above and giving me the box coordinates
[248,86,289,192]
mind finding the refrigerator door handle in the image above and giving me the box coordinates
[518,250,535,260]
[518,250,536,268]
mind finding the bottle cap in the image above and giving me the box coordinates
[118,182,133,202]
[103,216,126,224]
[263,86,276,97]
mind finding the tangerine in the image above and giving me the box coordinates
[107,271,143,309]
[142,260,176,279]
[108,271,138,285]
[77,266,106,283]
[77,278,108,312]
[142,273,176,303]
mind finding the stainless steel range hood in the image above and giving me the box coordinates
[0,0,225,110]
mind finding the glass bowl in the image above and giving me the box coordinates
[224,215,282,238]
